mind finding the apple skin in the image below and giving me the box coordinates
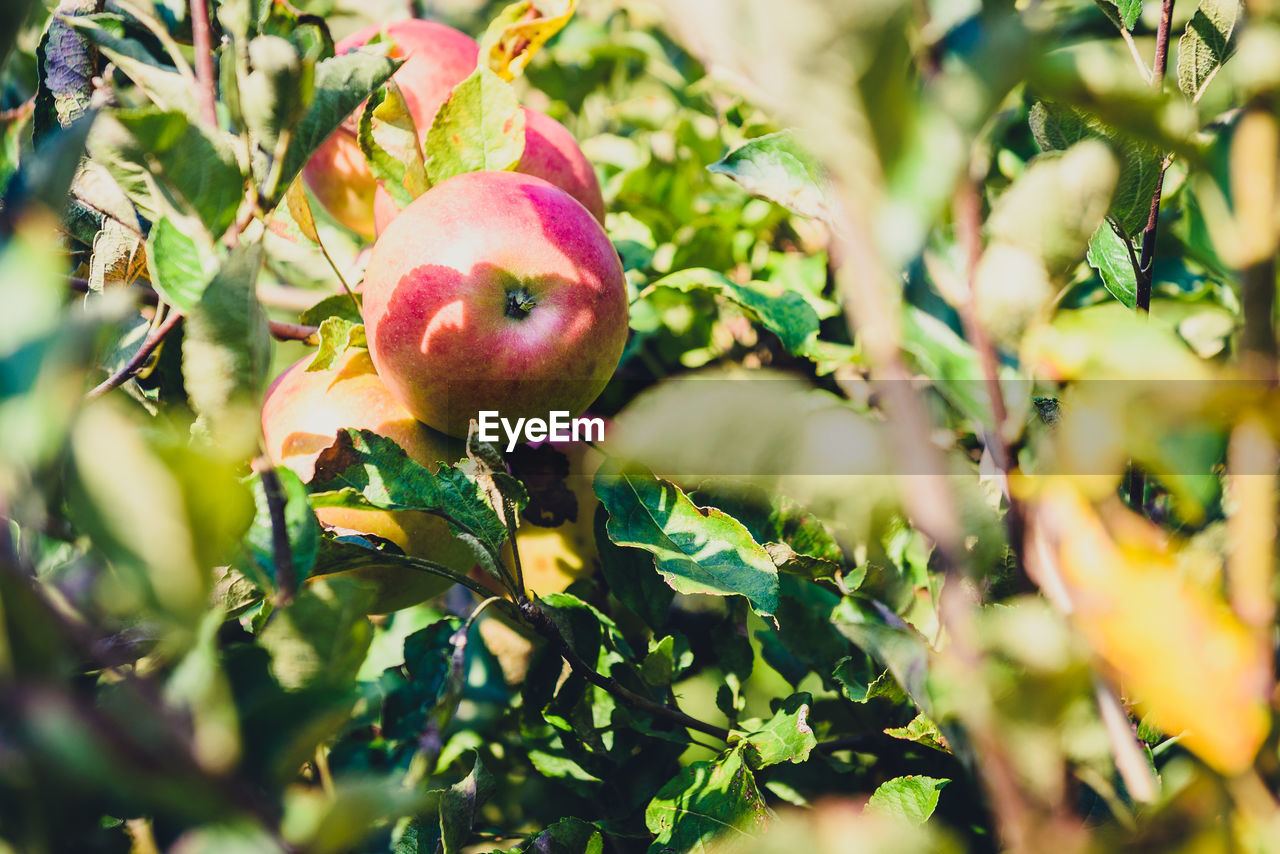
[305,20,604,238]
[362,170,629,438]
[261,347,477,613]
[372,107,606,234]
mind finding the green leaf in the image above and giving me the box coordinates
[257,575,375,691]
[240,35,312,151]
[833,660,908,705]
[884,714,950,753]
[985,141,1118,276]
[305,318,366,372]
[765,541,840,580]
[424,66,527,186]
[380,618,463,742]
[308,429,507,560]
[527,750,603,783]
[63,14,193,117]
[647,268,821,356]
[299,293,363,327]
[593,508,673,631]
[359,80,427,209]
[866,776,950,826]
[901,306,1022,428]
[639,634,693,687]
[146,217,218,312]
[1177,0,1241,102]
[1029,101,1163,239]
[439,753,497,854]
[1086,223,1139,309]
[1096,0,1142,30]
[111,107,245,237]
[707,130,830,220]
[644,746,770,854]
[735,693,817,769]
[273,49,402,205]
[243,468,320,591]
[593,461,780,620]
[181,242,272,438]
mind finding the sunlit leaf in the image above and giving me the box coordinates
[645,746,770,852]
[708,131,831,221]
[1178,0,1241,102]
[1086,222,1139,309]
[735,693,817,768]
[867,776,949,826]
[593,461,780,619]
[305,317,366,372]
[480,0,578,82]
[358,80,427,209]
[424,67,526,187]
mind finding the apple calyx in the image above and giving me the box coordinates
[505,286,538,320]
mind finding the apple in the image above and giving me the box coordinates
[361,170,629,438]
[260,347,476,613]
[304,19,605,238]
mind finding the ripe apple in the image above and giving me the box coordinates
[361,170,629,438]
[304,19,604,238]
[261,347,476,612]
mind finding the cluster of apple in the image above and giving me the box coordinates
[260,20,628,612]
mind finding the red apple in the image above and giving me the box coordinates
[304,19,605,238]
[361,170,628,438]
[261,347,476,612]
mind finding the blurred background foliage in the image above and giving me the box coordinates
[4,0,1280,852]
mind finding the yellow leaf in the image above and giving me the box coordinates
[479,0,577,82]
[285,178,321,244]
[1028,484,1272,775]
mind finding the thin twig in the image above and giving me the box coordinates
[1129,0,1177,510]
[189,0,218,127]
[953,180,1031,591]
[1134,0,1176,313]
[68,275,319,342]
[87,310,183,398]
[268,320,319,343]
[519,597,732,742]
